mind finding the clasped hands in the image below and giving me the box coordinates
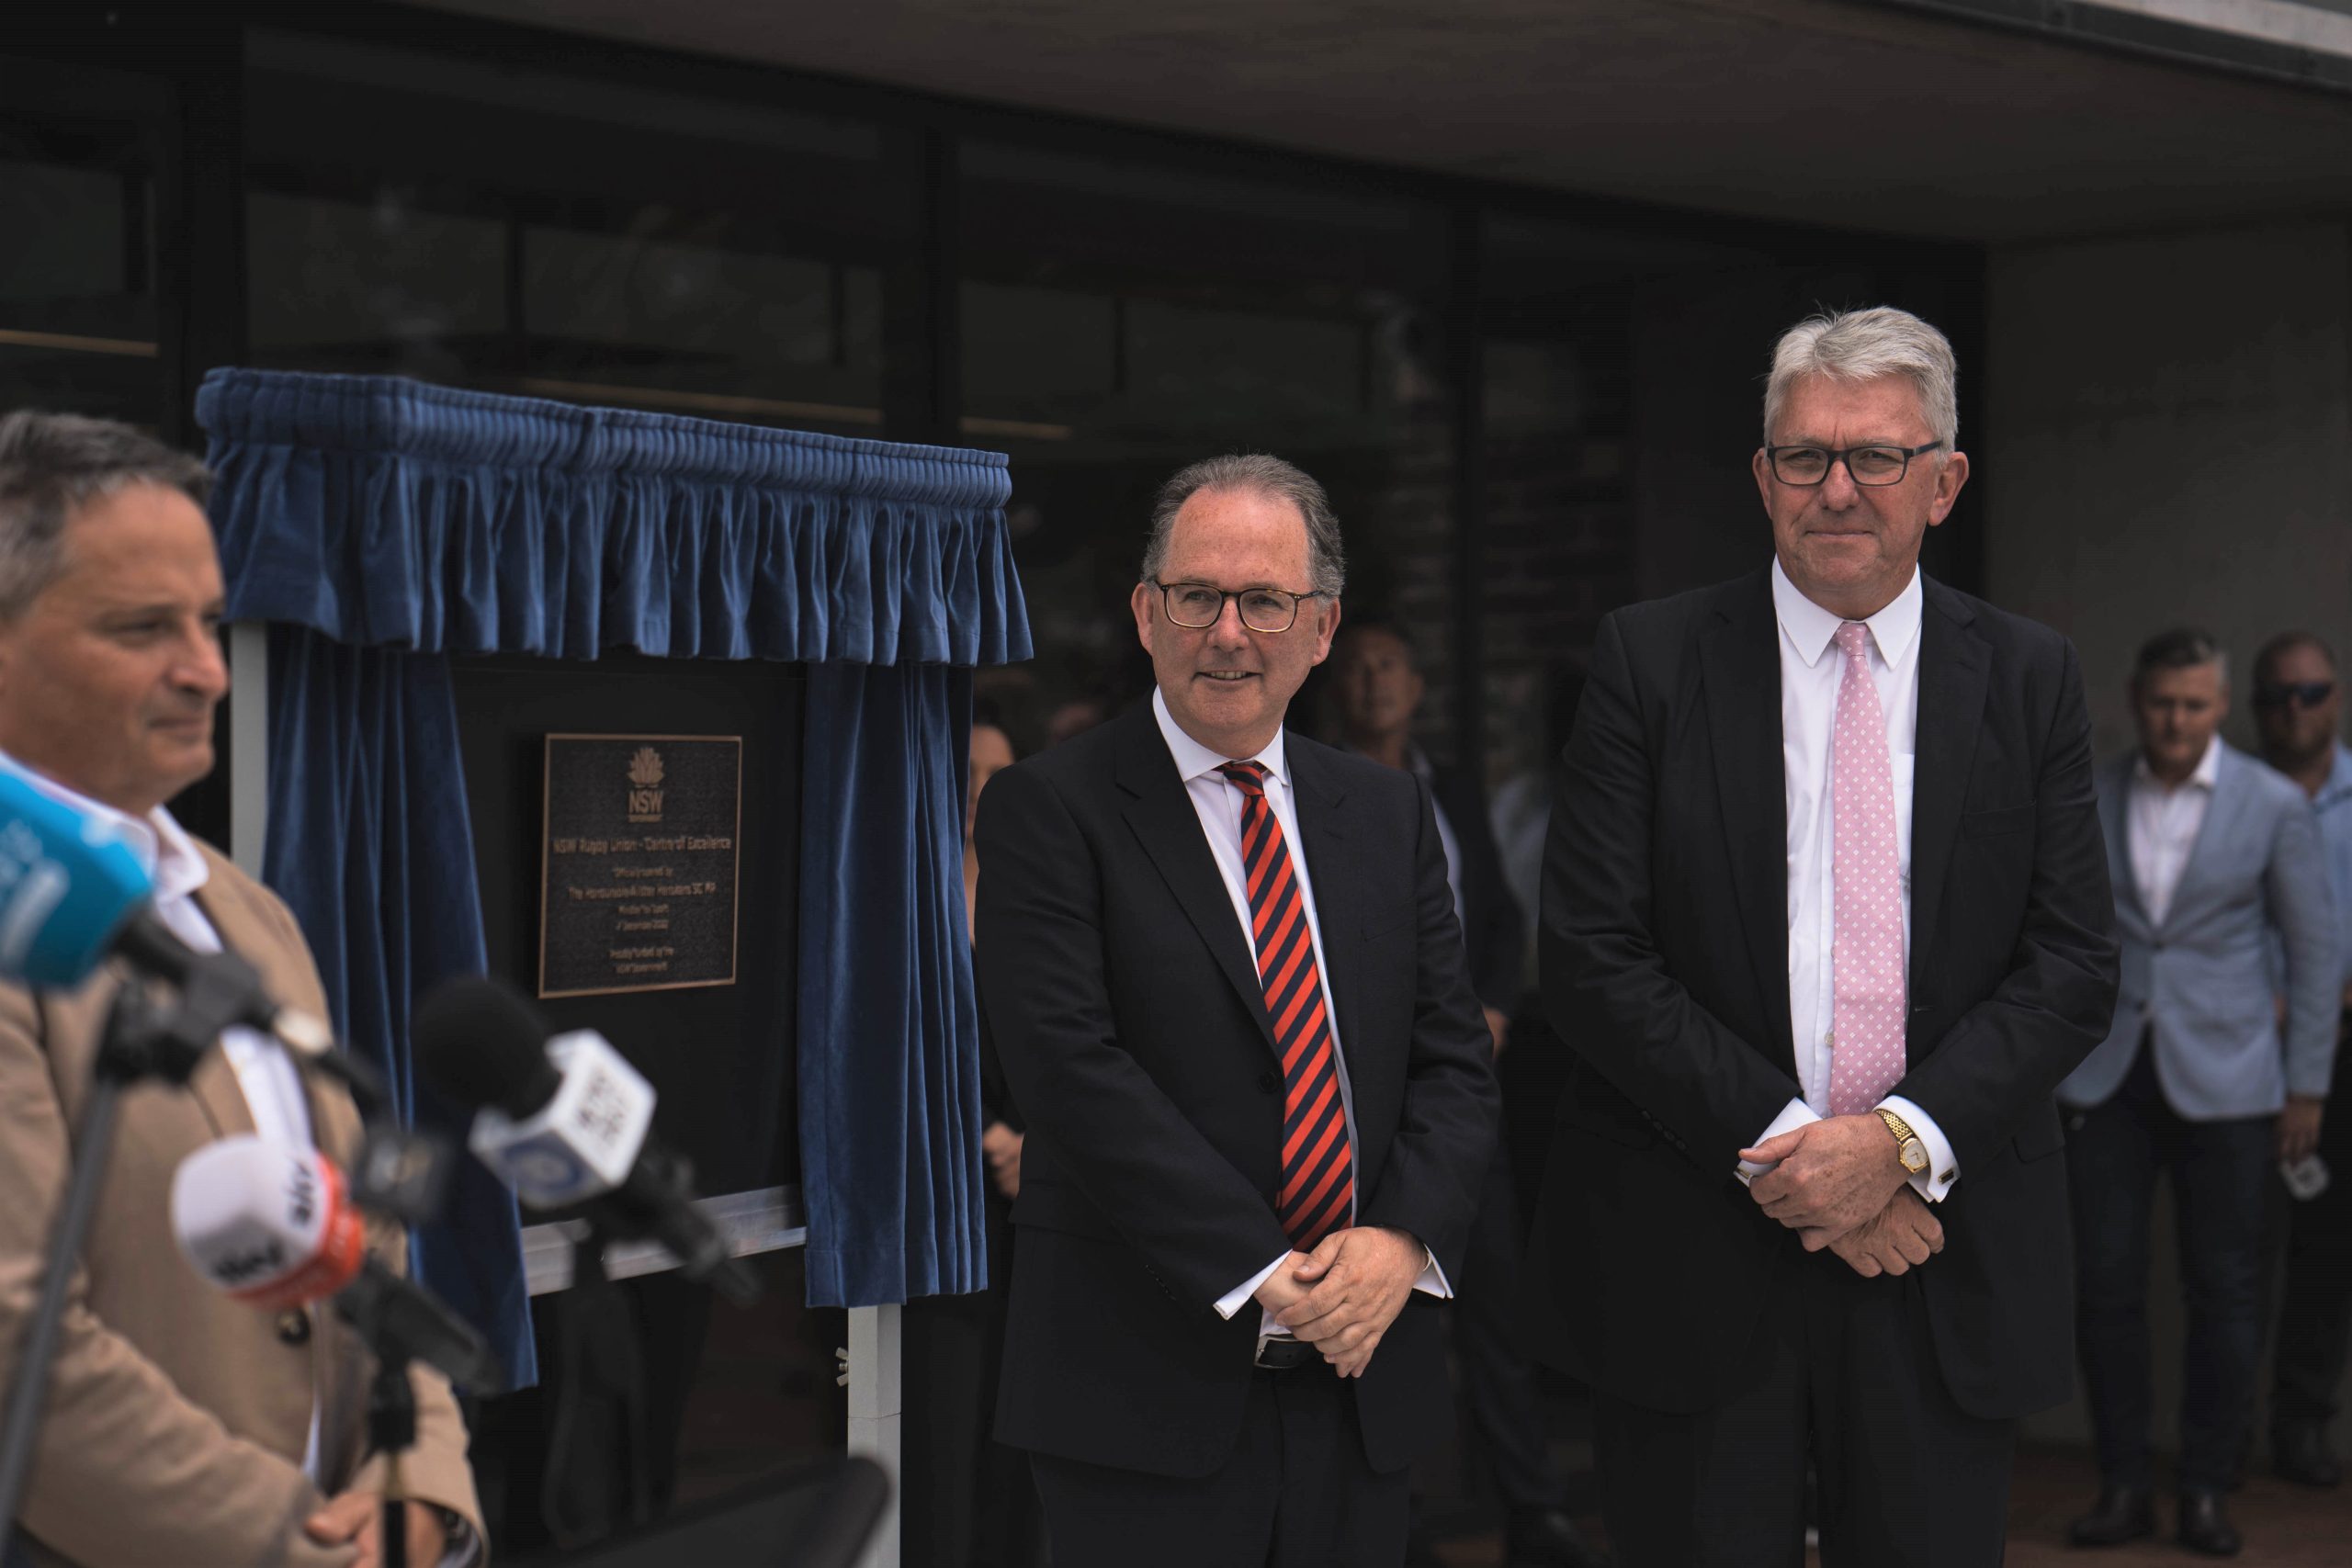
[1251,1224,1423,1378]
[1739,1114,1944,1280]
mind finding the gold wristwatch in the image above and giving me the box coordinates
[1875,1107,1929,1176]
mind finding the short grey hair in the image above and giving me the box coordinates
[1762,306,1960,451]
[0,411,211,622]
[1141,454,1346,599]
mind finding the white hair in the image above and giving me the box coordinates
[1762,306,1959,450]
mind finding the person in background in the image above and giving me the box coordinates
[901,705,1045,1568]
[1328,620,1604,1568]
[0,410,483,1567]
[2060,627,2337,1555]
[2251,631,2352,1489]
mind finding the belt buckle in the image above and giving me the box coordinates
[1253,1333,1306,1371]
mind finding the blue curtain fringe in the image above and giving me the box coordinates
[199,368,1030,667]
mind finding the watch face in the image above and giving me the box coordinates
[1901,1137,1928,1172]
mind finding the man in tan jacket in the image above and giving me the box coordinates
[0,411,484,1566]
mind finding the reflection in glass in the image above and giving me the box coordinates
[0,137,159,428]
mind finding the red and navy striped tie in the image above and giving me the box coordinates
[1217,761,1353,1253]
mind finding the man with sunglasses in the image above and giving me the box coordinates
[973,455,1498,1566]
[1524,306,2119,1566]
[2253,632,2352,1490]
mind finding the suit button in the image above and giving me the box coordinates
[276,1310,311,1347]
[1258,1071,1279,1094]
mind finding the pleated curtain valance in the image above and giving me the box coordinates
[199,368,1025,667]
[199,367,1033,1347]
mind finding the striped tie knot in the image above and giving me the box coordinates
[1216,760,1270,796]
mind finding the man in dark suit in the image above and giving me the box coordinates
[975,454,1498,1566]
[1525,307,2120,1565]
[1329,620,1603,1568]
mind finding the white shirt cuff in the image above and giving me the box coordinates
[1882,1094,1961,1201]
[1217,1254,1290,1320]
[1411,1243,1451,1300]
[1736,1098,1820,1185]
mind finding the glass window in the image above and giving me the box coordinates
[0,103,161,428]
[960,141,1459,760]
[243,30,895,434]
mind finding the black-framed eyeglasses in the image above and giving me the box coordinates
[2254,680,2336,711]
[1765,440,1946,487]
[1149,580,1325,634]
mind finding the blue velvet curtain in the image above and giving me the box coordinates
[198,369,1029,1328]
[262,627,537,1381]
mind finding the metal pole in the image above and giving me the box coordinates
[844,1303,902,1568]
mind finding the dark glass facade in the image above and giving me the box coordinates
[0,6,1986,1551]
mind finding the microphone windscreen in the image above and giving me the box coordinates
[170,1135,367,1310]
[0,768,155,988]
[413,975,563,1120]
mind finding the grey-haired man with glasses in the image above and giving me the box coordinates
[1523,306,2120,1565]
[974,455,1497,1566]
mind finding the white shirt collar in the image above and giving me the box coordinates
[0,750,210,905]
[1770,557,1924,670]
[2132,733,2222,793]
[1151,686,1291,790]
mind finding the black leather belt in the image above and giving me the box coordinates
[1253,1337,1317,1371]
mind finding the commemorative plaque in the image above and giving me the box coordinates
[539,734,741,998]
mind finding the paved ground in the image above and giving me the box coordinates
[1432,1443,2352,1566]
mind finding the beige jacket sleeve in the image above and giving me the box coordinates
[0,980,345,1568]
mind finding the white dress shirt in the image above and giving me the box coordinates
[0,751,322,1474]
[1148,692,1450,1335]
[1736,561,1960,1202]
[2127,735,2220,930]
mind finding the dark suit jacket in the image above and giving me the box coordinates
[1524,567,2120,1420]
[1429,761,1525,1010]
[974,701,1498,1478]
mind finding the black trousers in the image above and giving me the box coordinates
[1028,1361,1409,1568]
[1592,1244,2013,1568]
[2067,1044,2274,1491]
[2271,1065,2352,1431]
[1450,1134,1566,1516]
[901,1195,1046,1568]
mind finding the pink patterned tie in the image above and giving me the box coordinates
[1828,620,1906,1117]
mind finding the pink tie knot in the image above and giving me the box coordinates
[1836,621,1872,662]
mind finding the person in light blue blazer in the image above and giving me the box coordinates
[2059,627,2340,1558]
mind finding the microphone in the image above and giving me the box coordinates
[170,1135,505,1392]
[0,768,351,1075]
[413,976,759,1304]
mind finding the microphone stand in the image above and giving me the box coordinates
[366,1355,417,1568]
[0,975,244,1537]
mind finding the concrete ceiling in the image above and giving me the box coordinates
[402,0,2352,243]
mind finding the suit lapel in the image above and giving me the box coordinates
[1113,706,1276,1049]
[1907,579,1990,1018]
[1286,743,1366,1055]
[193,871,350,1155]
[1699,570,1796,1071]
